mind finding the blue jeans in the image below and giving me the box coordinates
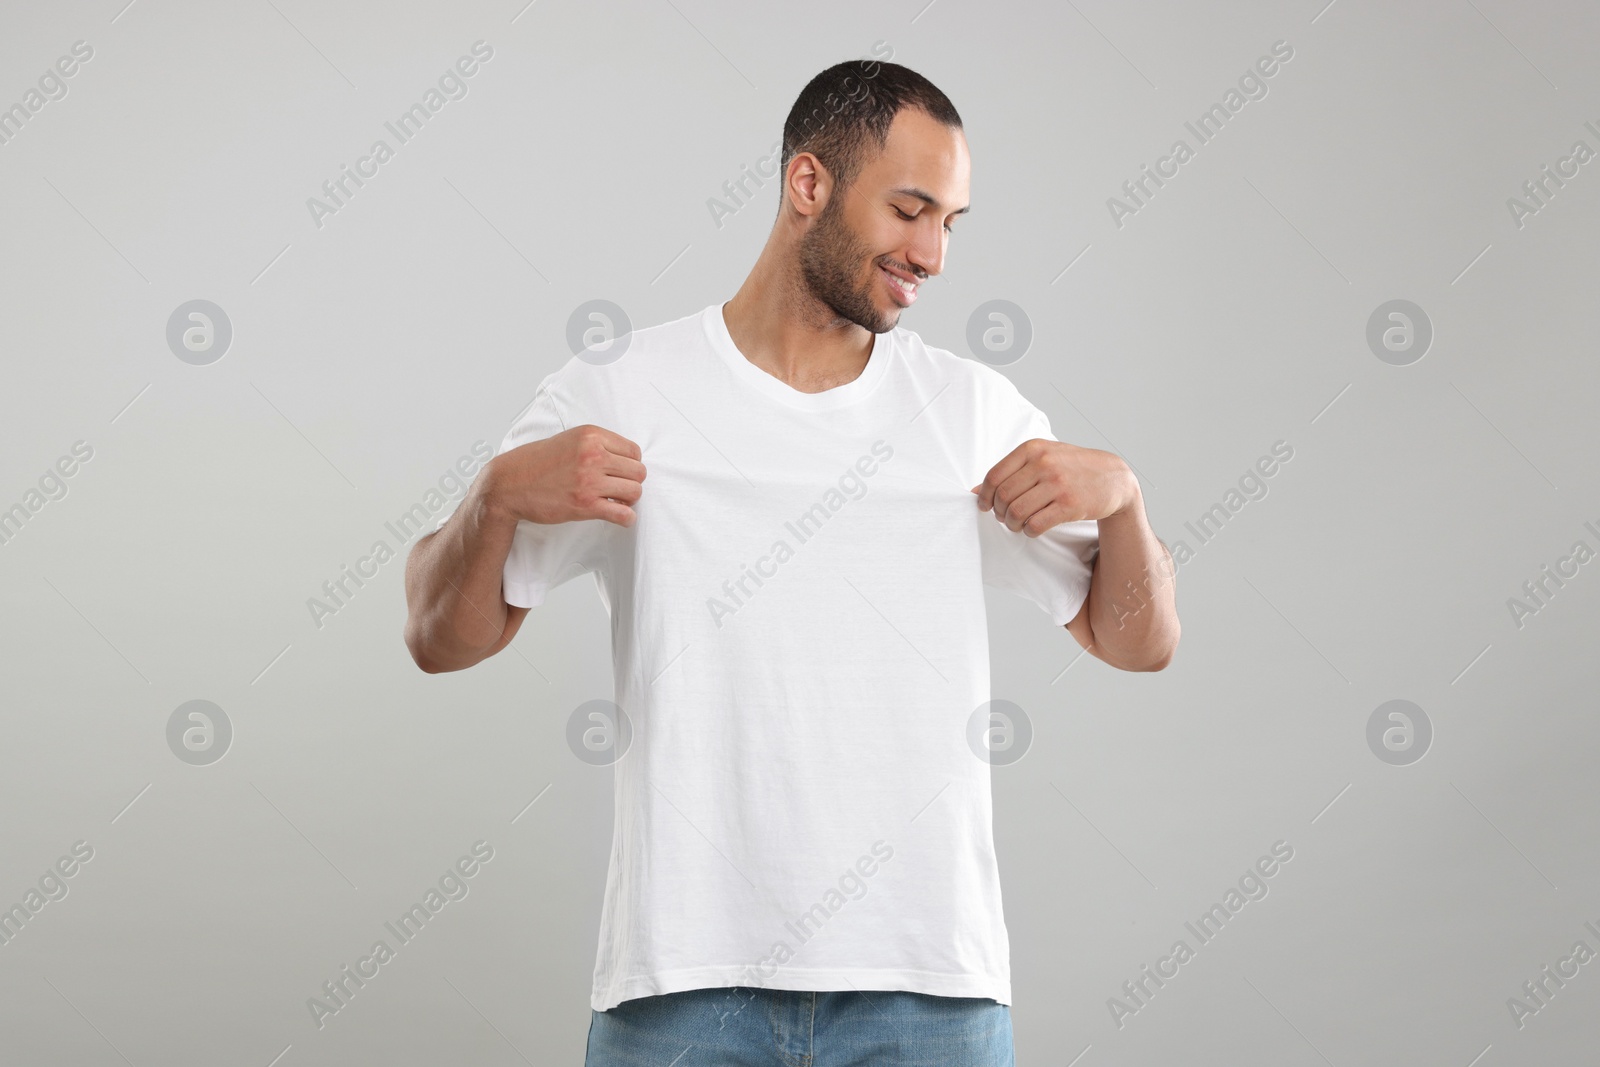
[584,986,1015,1066]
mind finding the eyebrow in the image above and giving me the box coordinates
[890,186,970,216]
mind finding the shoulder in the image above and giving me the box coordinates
[540,305,711,397]
[892,326,1054,460]
[503,306,709,441]
[891,325,1035,413]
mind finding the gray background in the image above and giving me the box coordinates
[2,0,1597,1063]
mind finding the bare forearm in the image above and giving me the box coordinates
[1087,484,1180,670]
[403,471,519,672]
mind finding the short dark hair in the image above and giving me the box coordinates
[779,60,962,200]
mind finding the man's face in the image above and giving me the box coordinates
[797,107,971,334]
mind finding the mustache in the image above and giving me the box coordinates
[877,258,926,280]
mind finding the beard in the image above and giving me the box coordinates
[797,193,899,334]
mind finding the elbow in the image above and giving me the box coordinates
[1140,628,1180,672]
[409,644,463,675]
[404,614,500,674]
[404,620,453,674]
[412,653,449,675]
[1112,627,1179,672]
[406,641,441,675]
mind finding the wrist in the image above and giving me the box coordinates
[468,455,518,530]
[1105,464,1143,522]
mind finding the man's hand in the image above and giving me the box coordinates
[970,439,1137,535]
[485,424,646,528]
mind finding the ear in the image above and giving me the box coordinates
[785,152,832,221]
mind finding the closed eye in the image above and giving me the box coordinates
[893,206,953,233]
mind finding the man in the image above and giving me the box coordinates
[404,58,1179,1067]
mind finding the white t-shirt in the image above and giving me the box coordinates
[488,303,1097,1012]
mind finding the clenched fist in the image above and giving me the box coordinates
[483,424,646,528]
[971,439,1137,535]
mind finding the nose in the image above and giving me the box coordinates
[903,222,944,279]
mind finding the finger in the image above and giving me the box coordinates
[600,452,648,485]
[990,464,1043,527]
[595,473,645,505]
[975,443,1036,513]
[1018,500,1075,535]
[593,429,643,463]
[591,499,637,528]
[1002,483,1062,534]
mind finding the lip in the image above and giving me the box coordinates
[880,264,918,306]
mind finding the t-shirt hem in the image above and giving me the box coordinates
[592,965,1011,1012]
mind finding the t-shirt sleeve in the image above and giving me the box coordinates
[499,375,616,609]
[977,388,1100,627]
[435,371,613,609]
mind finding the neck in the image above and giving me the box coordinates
[722,240,875,394]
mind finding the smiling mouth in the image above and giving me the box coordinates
[880,265,919,306]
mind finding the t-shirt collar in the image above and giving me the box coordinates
[704,302,892,412]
